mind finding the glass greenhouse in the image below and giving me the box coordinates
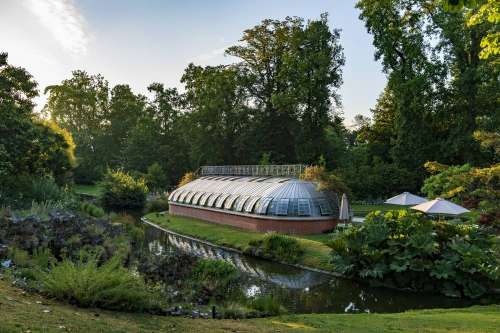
[168,176,339,218]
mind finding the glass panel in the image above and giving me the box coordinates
[185,191,196,204]
[207,193,221,207]
[215,194,230,208]
[298,199,311,216]
[168,190,177,201]
[235,195,250,212]
[172,190,184,202]
[288,198,299,216]
[199,192,211,206]
[178,191,189,203]
[191,192,204,205]
[277,198,289,216]
[224,195,239,210]
[244,196,260,213]
[318,199,333,215]
[257,197,272,214]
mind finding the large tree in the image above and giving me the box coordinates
[0,53,75,201]
[356,0,499,173]
[226,14,345,164]
[181,64,250,165]
[44,71,110,183]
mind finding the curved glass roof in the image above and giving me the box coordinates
[169,176,339,218]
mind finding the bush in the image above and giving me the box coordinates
[247,232,304,263]
[192,259,239,300]
[422,163,500,228]
[101,170,148,209]
[29,177,66,202]
[145,197,169,213]
[330,210,499,298]
[36,250,163,312]
[79,202,105,218]
[248,295,286,315]
[177,172,196,187]
[146,163,168,192]
[110,213,144,243]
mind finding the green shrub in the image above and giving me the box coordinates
[247,232,304,263]
[10,247,55,269]
[101,170,148,209]
[248,295,286,315]
[192,259,239,299]
[28,177,65,202]
[36,250,162,312]
[145,197,169,213]
[331,210,499,298]
[422,163,500,228]
[110,213,144,242]
[146,163,168,192]
[79,202,105,218]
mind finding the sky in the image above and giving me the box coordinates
[0,0,386,123]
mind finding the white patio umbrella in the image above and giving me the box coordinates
[339,193,350,220]
[385,192,427,205]
[411,198,470,215]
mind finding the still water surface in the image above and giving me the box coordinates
[142,223,486,314]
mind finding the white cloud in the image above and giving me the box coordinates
[189,41,243,65]
[22,0,89,54]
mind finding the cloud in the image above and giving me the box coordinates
[189,41,243,65]
[22,0,89,54]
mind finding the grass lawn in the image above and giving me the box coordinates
[351,203,407,217]
[1,279,499,333]
[144,213,334,271]
[73,184,103,197]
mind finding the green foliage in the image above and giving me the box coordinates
[300,165,350,195]
[36,250,162,312]
[145,197,169,213]
[110,213,145,242]
[422,163,500,227]
[101,170,148,209]
[28,177,67,203]
[192,259,239,298]
[79,202,105,218]
[248,295,286,316]
[226,14,345,164]
[145,163,168,192]
[331,210,499,298]
[248,232,304,263]
[0,53,76,207]
[353,0,499,198]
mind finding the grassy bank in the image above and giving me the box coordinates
[73,184,103,198]
[144,213,334,271]
[1,279,499,333]
[351,203,406,217]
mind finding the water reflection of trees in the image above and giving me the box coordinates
[143,225,473,314]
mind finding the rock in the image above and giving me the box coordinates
[43,309,51,313]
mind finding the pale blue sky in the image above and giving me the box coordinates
[0,0,386,122]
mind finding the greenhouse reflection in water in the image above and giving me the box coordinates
[143,224,477,314]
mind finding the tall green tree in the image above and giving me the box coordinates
[107,84,146,167]
[181,64,250,165]
[44,71,110,183]
[356,0,499,171]
[226,14,345,164]
[0,53,75,203]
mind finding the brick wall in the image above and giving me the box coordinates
[169,203,337,235]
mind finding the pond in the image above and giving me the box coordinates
[141,222,486,314]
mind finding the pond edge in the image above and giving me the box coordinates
[140,216,340,278]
